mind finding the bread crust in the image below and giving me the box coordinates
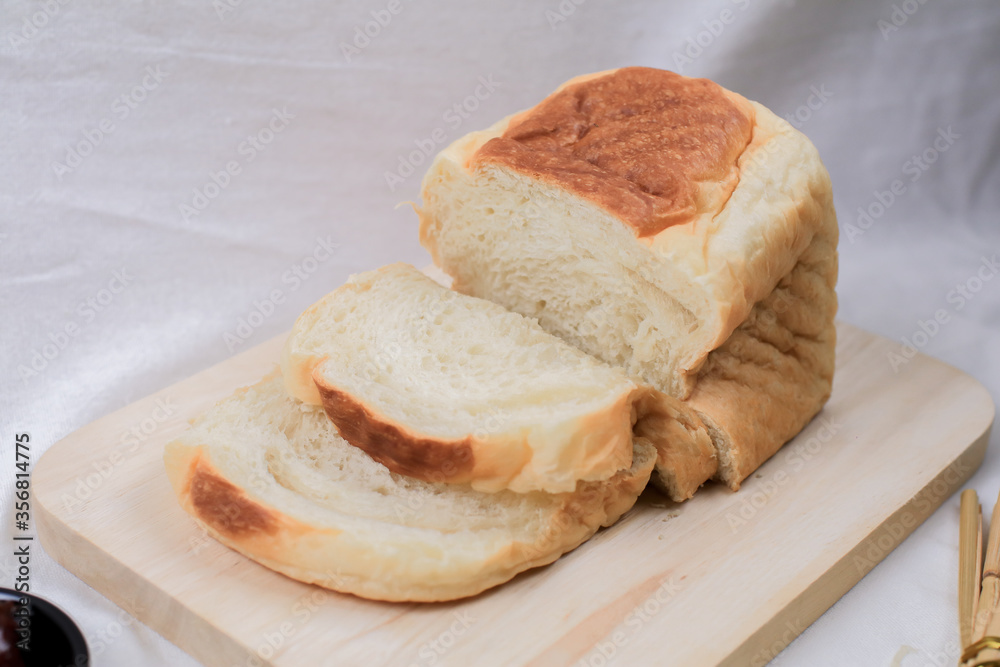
[316,380,476,483]
[189,463,282,538]
[633,388,717,502]
[690,194,838,489]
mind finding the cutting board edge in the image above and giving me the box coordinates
[718,416,992,667]
[35,492,259,667]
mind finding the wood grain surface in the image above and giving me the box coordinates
[34,322,994,667]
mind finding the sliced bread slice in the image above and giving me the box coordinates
[163,371,655,602]
[281,262,658,494]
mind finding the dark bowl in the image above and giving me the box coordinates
[0,588,88,667]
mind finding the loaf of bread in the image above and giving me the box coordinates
[164,66,838,604]
[163,372,655,602]
[418,67,838,500]
[280,262,694,494]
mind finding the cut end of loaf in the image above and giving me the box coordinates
[633,389,717,502]
[419,160,711,399]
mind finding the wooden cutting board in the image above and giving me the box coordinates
[34,322,994,667]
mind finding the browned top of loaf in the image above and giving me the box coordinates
[472,67,754,238]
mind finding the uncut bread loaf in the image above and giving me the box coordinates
[163,372,655,602]
[418,67,838,500]
[280,262,703,494]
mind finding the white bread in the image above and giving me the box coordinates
[280,262,678,494]
[163,372,655,602]
[418,67,838,500]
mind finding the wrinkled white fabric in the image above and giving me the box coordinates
[1,1,998,665]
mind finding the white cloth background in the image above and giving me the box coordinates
[2,0,998,665]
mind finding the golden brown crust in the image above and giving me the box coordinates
[315,379,476,484]
[170,449,338,568]
[189,461,280,538]
[644,194,838,495]
[503,441,655,564]
[689,206,838,489]
[633,388,717,502]
[313,370,639,493]
[472,67,754,238]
